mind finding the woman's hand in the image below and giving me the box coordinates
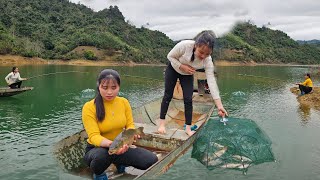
[115,144,129,155]
[179,64,195,74]
[133,134,140,142]
[213,99,228,117]
[217,106,228,117]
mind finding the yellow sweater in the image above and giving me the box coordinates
[302,78,313,87]
[82,96,135,146]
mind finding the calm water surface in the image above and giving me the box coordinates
[0,65,319,180]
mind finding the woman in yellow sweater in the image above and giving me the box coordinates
[296,73,313,95]
[82,69,158,180]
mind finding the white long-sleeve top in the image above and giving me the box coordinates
[167,40,220,100]
[5,72,23,85]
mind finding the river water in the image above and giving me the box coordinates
[0,65,319,180]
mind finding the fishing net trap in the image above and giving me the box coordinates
[192,117,275,174]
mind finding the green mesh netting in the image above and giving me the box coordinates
[192,117,275,174]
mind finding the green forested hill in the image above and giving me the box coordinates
[217,22,320,64]
[0,0,319,64]
[0,0,174,63]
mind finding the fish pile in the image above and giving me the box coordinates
[203,142,252,169]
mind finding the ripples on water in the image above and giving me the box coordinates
[0,74,164,179]
[0,66,320,180]
[0,96,84,179]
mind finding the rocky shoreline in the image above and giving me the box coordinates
[290,87,320,110]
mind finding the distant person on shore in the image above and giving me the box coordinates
[5,67,28,89]
[158,30,228,136]
[82,69,158,180]
[295,73,313,95]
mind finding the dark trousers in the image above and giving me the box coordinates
[160,63,194,125]
[84,144,158,175]
[9,81,22,89]
[299,85,312,94]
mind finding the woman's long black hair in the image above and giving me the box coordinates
[94,69,121,122]
[12,67,17,72]
[191,30,216,61]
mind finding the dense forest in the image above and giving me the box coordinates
[0,0,319,64]
[217,22,320,64]
[0,0,174,63]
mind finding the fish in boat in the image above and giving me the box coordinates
[53,90,215,179]
[108,127,145,155]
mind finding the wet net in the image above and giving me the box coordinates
[192,117,275,174]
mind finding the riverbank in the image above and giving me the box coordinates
[290,87,320,110]
[1,55,319,67]
[0,55,241,67]
[0,55,129,66]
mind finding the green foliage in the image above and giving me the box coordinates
[218,21,320,64]
[0,23,14,54]
[83,50,97,60]
[1,1,319,64]
[0,0,174,63]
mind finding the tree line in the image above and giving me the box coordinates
[217,22,320,64]
[0,0,319,64]
[0,0,174,63]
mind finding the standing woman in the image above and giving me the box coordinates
[5,67,28,89]
[82,69,158,180]
[158,30,228,136]
[296,73,313,95]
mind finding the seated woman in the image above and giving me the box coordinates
[82,69,158,180]
[5,67,27,89]
[296,73,313,95]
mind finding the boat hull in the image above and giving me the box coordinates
[54,94,214,179]
[0,87,33,97]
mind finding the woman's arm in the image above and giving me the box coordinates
[17,73,27,81]
[204,59,228,117]
[17,72,22,81]
[214,98,228,117]
[301,79,309,86]
[82,102,112,147]
[167,41,187,70]
[124,99,135,129]
[5,73,11,84]
[99,138,113,148]
[204,58,220,100]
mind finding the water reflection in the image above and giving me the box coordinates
[297,103,311,125]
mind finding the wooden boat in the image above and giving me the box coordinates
[0,87,33,97]
[54,72,214,179]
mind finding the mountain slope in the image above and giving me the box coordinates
[0,0,174,63]
[217,22,320,64]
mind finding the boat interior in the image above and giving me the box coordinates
[54,76,215,179]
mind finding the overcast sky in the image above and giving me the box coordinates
[70,0,320,41]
